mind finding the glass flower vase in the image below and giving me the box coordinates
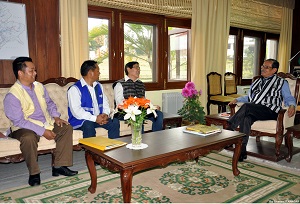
[131,122,143,148]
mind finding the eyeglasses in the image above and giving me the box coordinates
[132,66,140,70]
[261,65,273,69]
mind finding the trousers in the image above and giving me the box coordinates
[228,103,278,145]
[9,124,73,175]
[76,118,120,138]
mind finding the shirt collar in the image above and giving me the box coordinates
[17,80,36,90]
[80,78,98,88]
[125,75,140,82]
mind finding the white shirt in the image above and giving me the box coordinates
[114,75,141,106]
[68,78,110,122]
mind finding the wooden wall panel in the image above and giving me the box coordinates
[0,0,60,84]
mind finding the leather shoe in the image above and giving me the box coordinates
[238,144,247,162]
[52,166,78,177]
[28,173,41,186]
[238,152,247,162]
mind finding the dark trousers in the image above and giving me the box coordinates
[228,103,278,145]
[76,118,120,139]
[145,110,164,132]
[9,124,73,175]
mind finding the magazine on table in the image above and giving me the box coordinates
[183,124,222,136]
[219,112,231,118]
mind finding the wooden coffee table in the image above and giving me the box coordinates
[80,127,244,203]
[205,113,230,129]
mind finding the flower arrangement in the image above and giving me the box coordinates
[177,82,205,124]
[118,97,157,148]
[119,97,157,125]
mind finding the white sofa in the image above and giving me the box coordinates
[0,77,152,163]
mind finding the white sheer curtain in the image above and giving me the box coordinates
[60,0,89,79]
[191,0,231,114]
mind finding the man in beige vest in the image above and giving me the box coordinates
[4,57,78,186]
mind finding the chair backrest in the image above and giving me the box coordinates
[224,72,238,95]
[207,72,222,96]
[277,72,300,105]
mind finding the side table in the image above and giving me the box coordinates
[162,112,182,129]
[285,124,300,162]
[205,113,230,129]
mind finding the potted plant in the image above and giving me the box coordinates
[178,82,205,125]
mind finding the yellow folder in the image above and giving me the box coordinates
[79,136,127,151]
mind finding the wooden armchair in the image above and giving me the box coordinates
[224,72,244,98]
[207,72,235,115]
[229,72,300,161]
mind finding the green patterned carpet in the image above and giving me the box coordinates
[0,152,299,203]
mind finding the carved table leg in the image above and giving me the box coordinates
[85,151,97,193]
[120,168,133,203]
[232,138,242,176]
[285,130,293,162]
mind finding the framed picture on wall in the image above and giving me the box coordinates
[0,1,29,59]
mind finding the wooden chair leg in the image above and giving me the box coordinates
[207,102,210,115]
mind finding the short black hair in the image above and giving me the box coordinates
[12,57,32,79]
[266,58,279,69]
[124,61,139,75]
[80,60,98,76]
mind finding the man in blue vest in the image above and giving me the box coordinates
[68,60,120,138]
[227,59,296,162]
[113,61,163,132]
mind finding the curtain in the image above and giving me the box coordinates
[60,0,89,79]
[277,6,293,73]
[191,0,231,114]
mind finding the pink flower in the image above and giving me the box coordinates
[191,89,198,96]
[182,87,192,97]
[185,82,195,90]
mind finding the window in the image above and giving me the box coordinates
[168,28,189,81]
[242,36,260,79]
[226,35,236,73]
[88,6,191,90]
[123,22,156,82]
[88,18,110,80]
[227,28,279,85]
[266,39,278,59]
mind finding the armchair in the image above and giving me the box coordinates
[229,72,300,161]
[207,72,235,115]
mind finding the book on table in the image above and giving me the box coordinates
[183,124,221,136]
[79,136,127,151]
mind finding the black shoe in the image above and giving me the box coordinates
[225,144,233,149]
[28,173,41,186]
[238,152,247,162]
[226,126,235,131]
[238,144,247,162]
[52,166,78,177]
